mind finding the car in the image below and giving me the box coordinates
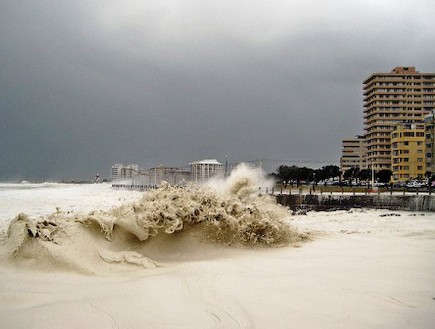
[325,180,341,186]
[406,180,425,188]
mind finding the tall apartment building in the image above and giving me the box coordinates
[340,135,365,173]
[363,66,435,171]
[391,122,425,183]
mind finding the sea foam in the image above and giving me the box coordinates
[0,165,308,274]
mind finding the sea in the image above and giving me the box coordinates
[0,182,142,224]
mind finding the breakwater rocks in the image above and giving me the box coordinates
[276,194,435,212]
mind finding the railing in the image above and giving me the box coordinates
[111,184,158,191]
[112,183,435,211]
[259,185,435,196]
[113,182,435,196]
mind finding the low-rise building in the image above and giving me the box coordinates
[110,163,139,181]
[391,122,425,183]
[142,166,191,186]
[190,159,224,183]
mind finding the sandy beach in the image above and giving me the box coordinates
[0,180,434,328]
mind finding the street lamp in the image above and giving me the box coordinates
[371,159,376,189]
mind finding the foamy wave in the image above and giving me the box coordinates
[0,166,308,274]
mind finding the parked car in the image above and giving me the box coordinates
[325,180,341,186]
[406,180,425,188]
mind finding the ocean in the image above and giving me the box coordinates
[0,182,142,223]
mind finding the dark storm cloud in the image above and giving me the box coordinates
[1,0,435,180]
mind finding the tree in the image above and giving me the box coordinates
[376,170,392,184]
[343,167,360,184]
[276,165,316,186]
[295,167,314,186]
[358,169,371,182]
[318,165,341,181]
[276,164,341,185]
[277,165,298,186]
[314,168,326,182]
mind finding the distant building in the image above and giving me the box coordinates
[340,135,365,173]
[190,159,224,183]
[391,122,425,183]
[363,66,435,171]
[110,163,139,181]
[110,164,123,181]
[142,166,191,186]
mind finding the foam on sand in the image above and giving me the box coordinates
[0,165,307,274]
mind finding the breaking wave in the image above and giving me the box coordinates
[0,165,308,274]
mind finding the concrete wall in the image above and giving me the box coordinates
[276,194,435,212]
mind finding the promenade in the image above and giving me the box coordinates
[112,183,435,212]
[273,186,435,212]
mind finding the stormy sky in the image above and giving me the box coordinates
[1,0,434,181]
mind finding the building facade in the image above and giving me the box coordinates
[363,67,435,171]
[143,166,191,186]
[110,163,139,181]
[190,159,224,183]
[390,122,425,183]
[340,135,365,173]
[424,113,435,179]
[110,163,123,181]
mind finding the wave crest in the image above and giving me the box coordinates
[0,165,308,273]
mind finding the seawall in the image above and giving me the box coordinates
[275,194,435,212]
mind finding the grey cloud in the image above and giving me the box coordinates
[1,1,435,180]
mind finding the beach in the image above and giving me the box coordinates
[0,181,434,328]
